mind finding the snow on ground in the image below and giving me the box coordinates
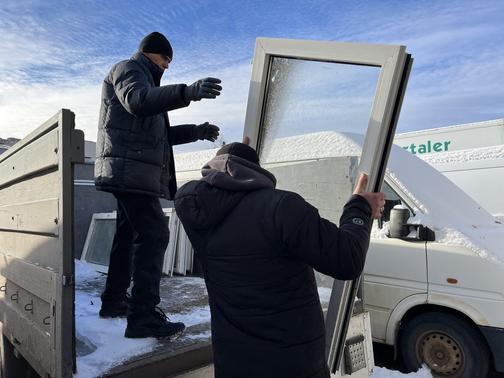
[169,305,211,327]
[372,366,432,378]
[74,260,211,378]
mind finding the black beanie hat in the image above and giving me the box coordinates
[217,142,260,164]
[139,32,173,59]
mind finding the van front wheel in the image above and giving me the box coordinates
[399,312,489,378]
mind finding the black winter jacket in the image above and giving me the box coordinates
[95,52,198,198]
[174,154,373,378]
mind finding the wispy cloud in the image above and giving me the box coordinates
[0,0,503,145]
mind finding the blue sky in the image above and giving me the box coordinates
[1,0,503,151]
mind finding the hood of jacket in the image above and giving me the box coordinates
[174,154,276,230]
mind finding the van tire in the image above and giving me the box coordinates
[399,312,489,378]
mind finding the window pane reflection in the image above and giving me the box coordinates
[258,57,380,290]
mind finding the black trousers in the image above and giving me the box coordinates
[102,192,169,313]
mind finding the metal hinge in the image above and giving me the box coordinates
[62,275,74,287]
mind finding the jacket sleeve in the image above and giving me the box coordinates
[275,192,373,280]
[111,62,190,116]
[170,124,198,145]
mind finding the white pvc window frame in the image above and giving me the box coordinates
[80,211,117,273]
[243,37,412,372]
[80,208,175,274]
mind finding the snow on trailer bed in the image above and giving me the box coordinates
[74,261,212,378]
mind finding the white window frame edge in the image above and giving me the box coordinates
[80,212,117,273]
[243,37,407,176]
[242,37,411,372]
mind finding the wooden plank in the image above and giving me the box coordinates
[0,170,59,207]
[0,254,56,304]
[0,299,53,378]
[0,198,59,235]
[0,232,60,271]
[0,128,59,188]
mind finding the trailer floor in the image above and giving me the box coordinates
[75,261,212,378]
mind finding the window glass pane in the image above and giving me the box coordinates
[84,218,116,266]
[258,56,381,291]
[383,182,400,201]
[260,57,380,165]
[260,56,380,222]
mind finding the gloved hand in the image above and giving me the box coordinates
[184,77,222,102]
[195,122,220,142]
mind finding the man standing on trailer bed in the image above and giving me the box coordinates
[94,31,221,339]
[174,141,385,377]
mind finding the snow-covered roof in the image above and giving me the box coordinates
[420,144,504,165]
[174,131,362,172]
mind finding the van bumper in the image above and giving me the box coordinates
[479,325,504,372]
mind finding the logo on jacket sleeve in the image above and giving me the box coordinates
[352,218,364,226]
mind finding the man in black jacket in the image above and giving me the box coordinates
[174,142,385,378]
[95,31,222,339]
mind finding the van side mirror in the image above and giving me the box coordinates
[389,207,410,238]
[388,207,435,242]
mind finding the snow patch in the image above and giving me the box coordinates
[371,221,390,240]
[184,330,212,340]
[421,144,504,165]
[435,228,501,262]
[169,306,211,328]
[372,365,432,377]
[174,131,362,172]
[74,261,211,377]
[261,131,362,163]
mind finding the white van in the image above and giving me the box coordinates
[364,136,504,378]
[395,119,504,216]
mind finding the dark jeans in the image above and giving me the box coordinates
[102,192,169,313]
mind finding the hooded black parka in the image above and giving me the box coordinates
[174,154,373,378]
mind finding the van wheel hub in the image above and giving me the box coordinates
[417,332,463,375]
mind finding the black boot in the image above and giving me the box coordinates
[125,307,185,339]
[99,294,129,318]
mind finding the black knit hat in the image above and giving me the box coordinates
[139,32,173,59]
[217,142,260,164]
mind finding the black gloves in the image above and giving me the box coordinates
[195,122,220,142]
[184,77,222,102]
